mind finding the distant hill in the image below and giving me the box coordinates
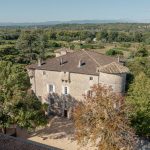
[0,19,139,27]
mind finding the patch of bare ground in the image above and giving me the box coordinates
[29,116,97,150]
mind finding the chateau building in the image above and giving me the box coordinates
[27,49,129,118]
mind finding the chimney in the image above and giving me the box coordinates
[78,59,82,68]
[38,58,42,66]
[60,58,63,65]
[117,55,120,63]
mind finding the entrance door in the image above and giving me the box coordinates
[64,109,68,118]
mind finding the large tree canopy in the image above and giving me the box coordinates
[127,57,150,77]
[126,73,150,138]
[16,30,48,63]
[74,85,137,150]
[0,61,47,133]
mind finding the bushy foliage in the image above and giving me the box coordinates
[16,30,49,62]
[135,45,149,57]
[127,57,150,77]
[0,61,47,132]
[106,48,123,56]
[74,85,137,150]
[126,73,150,138]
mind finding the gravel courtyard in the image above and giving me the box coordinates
[28,116,96,150]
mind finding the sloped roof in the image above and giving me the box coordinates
[99,62,129,74]
[0,134,61,150]
[27,50,128,75]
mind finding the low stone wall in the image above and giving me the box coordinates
[0,133,62,150]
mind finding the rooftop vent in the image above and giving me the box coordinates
[59,58,68,65]
[117,55,120,63]
[60,58,63,65]
[38,58,42,67]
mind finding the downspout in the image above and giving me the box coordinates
[34,70,37,95]
[98,73,100,84]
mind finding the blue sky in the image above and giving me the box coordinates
[0,0,150,22]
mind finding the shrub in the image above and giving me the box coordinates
[106,49,123,56]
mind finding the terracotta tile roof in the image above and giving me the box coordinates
[99,62,129,74]
[0,134,61,150]
[27,50,128,75]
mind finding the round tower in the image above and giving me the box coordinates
[98,62,129,94]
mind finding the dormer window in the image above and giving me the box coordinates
[78,60,85,68]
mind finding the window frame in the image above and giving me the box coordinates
[47,84,55,93]
[62,85,69,95]
[89,76,93,80]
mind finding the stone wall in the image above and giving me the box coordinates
[28,69,127,118]
[32,69,99,102]
[99,72,126,93]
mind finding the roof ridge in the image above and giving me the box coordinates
[99,61,115,69]
[82,49,101,67]
[99,62,129,74]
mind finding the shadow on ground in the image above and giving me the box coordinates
[30,116,75,140]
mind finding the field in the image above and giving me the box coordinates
[0,23,150,64]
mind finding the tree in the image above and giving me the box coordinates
[0,61,47,133]
[16,30,48,63]
[108,31,118,42]
[127,57,150,77]
[96,30,108,42]
[100,30,109,42]
[134,32,143,42]
[117,32,130,42]
[106,49,123,56]
[135,45,148,57]
[74,85,137,150]
[126,73,150,138]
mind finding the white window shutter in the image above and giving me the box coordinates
[62,86,64,94]
[53,85,55,93]
[47,84,49,93]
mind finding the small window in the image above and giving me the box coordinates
[43,71,46,75]
[89,76,93,80]
[87,90,92,97]
[47,84,55,93]
[64,87,68,95]
[62,86,69,95]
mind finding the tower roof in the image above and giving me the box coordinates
[99,62,129,74]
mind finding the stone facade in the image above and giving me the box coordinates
[28,69,127,118]
[27,50,129,118]
[28,69,99,118]
[99,72,126,93]
[29,69,99,102]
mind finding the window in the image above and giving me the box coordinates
[89,76,93,80]
[64,87,68,95]
[43,71,46,75]
[47,84,55,93]
[62,86,69,95]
